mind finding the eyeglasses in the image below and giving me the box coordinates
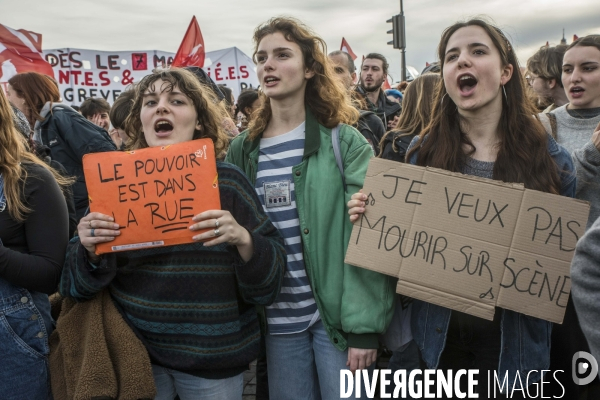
[526,74,547,86]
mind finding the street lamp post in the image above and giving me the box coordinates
[400,0,407,81]
[387,0,407,82]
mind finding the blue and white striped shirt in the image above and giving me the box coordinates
[255,123,319,334]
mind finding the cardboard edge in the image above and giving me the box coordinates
[397,280,496,321]
[498,300,565,324]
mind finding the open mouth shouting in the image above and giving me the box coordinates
[458,73,478,96]
[264,76,280,87]
[154,119,174,137]
[569,86,585,99]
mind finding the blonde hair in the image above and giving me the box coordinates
[248,17,358,139]
[379,73,441,156]
[0,86,73,221]
[124,68,229,158]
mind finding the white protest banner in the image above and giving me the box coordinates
[41,48,175,105]
[41,47,258,106]
[202,47,259,100]
[345,158,590,324]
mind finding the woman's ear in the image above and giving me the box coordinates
[305,63,316,80]
[500,63,514,86]
[196,121,202,131]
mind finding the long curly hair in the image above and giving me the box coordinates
[247,17,358,139]
[0,86,73,221]
[124,68,229,157]
[406,19,561,194]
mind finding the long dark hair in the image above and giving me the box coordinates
[407,19,561,194]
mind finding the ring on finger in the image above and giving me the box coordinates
[214,228,220,237]
[215,219,220,228]
[91,228,95,237]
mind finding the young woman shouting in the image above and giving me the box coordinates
[226,17,395,399]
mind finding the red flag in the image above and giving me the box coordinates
[573,34,579,41]
[172,16,205,68]
[382,76,392,90]
[340,37,357,60]
[0,23,54,83]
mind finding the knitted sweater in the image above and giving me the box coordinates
[60,161,285,379]
[551,105,600,229]
[571,216,600,371]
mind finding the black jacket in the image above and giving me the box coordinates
[356,110,385,154]
[379,131,416,163]
[32,143,78,238]
[356,86,401,129]
[34,103,117,220]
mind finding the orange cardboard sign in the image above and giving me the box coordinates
[82,138,221,254]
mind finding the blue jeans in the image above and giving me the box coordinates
[265,320,372,400]
[386,340,422,399]
[152,365,243,400]
[0,279,52,399]
[436,311,503,399]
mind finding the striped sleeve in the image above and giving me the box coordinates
[217,162,286,306]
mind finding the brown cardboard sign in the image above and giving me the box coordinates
[345,158,589,323]
[82,138,221,254]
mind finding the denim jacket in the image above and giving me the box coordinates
[408,134,576,390]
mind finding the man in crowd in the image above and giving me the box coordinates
[329,50,357,89]
[80,97,112,131]
[108,90,135,149]
[328,50,386,153]
[527,44,569,112]
[356,53,401,130]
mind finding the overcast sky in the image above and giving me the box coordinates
[3,0,600,82]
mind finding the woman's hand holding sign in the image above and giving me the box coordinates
[78,213,121,261]
[190,210,254,262]
[348,189,367,223]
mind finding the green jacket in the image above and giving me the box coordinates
[225,109,395,350]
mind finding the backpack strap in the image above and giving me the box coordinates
[539,112,558,139]
[331,124,347,193]
[547,113,558,139]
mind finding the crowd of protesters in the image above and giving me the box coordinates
[1,14,600,400]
